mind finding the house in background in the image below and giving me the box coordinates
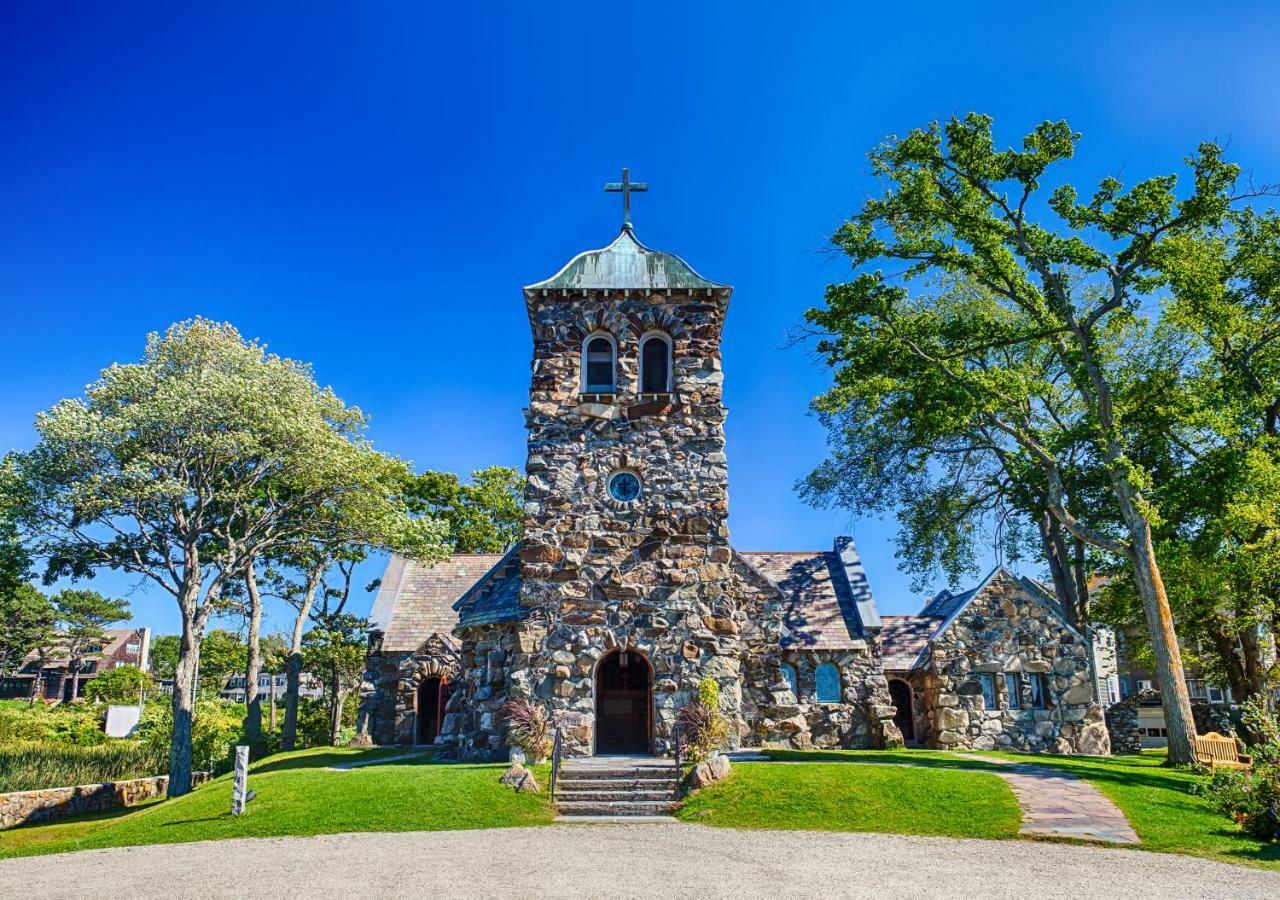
[221,671,324,703]
[0,627,151,701]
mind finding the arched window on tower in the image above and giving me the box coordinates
[582,334,616,393]
[640,333,672,394]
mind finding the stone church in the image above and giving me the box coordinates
[360,181,1108,759]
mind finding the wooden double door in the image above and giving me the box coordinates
[594,650,652,755]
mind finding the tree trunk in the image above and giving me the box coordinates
[168,615,202,797]
[1039,512,1082,628]
[70,663,81,702]
[1210,626,1251,704]
[1124,510,1198,765]
[281,569,320,752]
[269,671,277,733]
[329,680,346,746]
[242,563,263,746]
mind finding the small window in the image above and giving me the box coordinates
[780,664,798,697]
[640,334,671,393]
[1029,674,1049,709]
[607,471,642,503]
[977,674,997,710]
[1004,674,1022,710]
[815,663,841,703]
[583,335,616,393]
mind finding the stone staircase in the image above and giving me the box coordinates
[553,756,679,821]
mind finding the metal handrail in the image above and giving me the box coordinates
[671,724,683,801]
[548,726,564,801]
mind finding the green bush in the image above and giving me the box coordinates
[136,698,246,777]
[1194,698,1280,843]
[677,677,729,764]
[0,701,107,746]
[0,741,165,793]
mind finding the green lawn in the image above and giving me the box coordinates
[677,759,1022,839]
[0,747,553,858]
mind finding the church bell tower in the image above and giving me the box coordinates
[517,171,744,754]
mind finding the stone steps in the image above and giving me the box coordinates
[554,757,680,821]
[555,799,679,816]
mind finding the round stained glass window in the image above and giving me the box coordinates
[607,471,641,503]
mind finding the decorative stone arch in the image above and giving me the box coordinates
[629,307,691,346]
[593,646,655,755]
[397,635,461,747]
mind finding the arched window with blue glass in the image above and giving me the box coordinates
[780,663,798,698]
[581,333,616,393]
[815,663,841,704]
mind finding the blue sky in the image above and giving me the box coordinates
[3,3,1279,634]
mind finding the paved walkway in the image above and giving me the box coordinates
[2,825,1274,899]
[968,754,1139,844]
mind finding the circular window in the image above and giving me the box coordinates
[607,471,642,503]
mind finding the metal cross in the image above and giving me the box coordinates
[604,167,647,230]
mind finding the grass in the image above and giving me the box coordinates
[0,741,166,793]
[986,750,1280,871]
[0,746,554,858]
[677,758,1021,839]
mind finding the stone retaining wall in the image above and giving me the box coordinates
[0,771,211,829]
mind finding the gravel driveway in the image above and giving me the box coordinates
[3,824,1277,899]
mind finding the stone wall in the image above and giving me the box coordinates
[0,771,211,829]
[360,632,461,747]
[1103,690,1153,753]
[923,570,1108,754]
[745,647,895,750]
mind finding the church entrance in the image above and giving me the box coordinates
[888,679,915,744]
[417,676,446,745]
[594,649,652,755]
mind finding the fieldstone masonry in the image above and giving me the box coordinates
[361,222,1102,761]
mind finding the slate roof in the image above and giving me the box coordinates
[375,537,882,653]
[375,553,510,652]
[524,227,727,292]
[742,547,872,650]
[879,615,942,670]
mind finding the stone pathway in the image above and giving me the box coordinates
[723,749,1140,844]
[967,755,1139,844]
[327,751,431,771]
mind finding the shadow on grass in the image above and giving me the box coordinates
[251,748,430,775]
[763,749,1006,771]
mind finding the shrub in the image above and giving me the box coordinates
[0,741,165,793]
[500,698,551,760]
[677,677,729,763]
[0,701,107,746]
[136,698,246,777]
[1194,698,1280,843]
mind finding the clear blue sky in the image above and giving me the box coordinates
[3,3,1278,635]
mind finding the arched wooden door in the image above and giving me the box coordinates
[594,650,652,755]
[416,676,447,745]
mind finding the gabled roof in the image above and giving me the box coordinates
[742,536,880,650]
[524,227,727,293]
[376,552,510,652]
[884,566,1087,671]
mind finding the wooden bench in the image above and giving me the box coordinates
[1194,732,1252,771]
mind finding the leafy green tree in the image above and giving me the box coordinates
[302,613,368,745]
[148,634,179,682]
[0,460,33,602]
[10,318,441,795]
[405,466,523,553]
[86,663,156,703]
[0,584,56,679]
[196,628,247,698]
[53,589,130,701]
[805,114,1269,763]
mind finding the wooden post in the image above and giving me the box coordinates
[231,745,249,815]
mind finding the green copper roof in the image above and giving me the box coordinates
[524,227,727,292]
